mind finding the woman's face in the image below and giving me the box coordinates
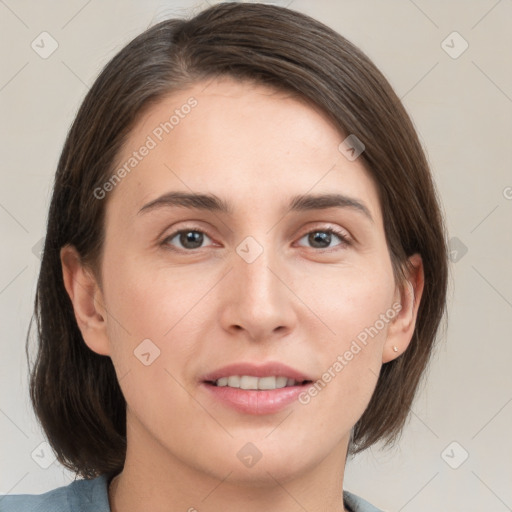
[64,76,421,484]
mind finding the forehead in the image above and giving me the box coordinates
[105,76,382,226]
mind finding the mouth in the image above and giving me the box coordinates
[200,361,315,389]
[201,376,315,415]
[204,375,314,390]
[199,361,316,414]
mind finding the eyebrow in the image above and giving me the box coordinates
[137,191,374,223]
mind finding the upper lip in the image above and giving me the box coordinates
[201,361,314,383]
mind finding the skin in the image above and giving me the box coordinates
[61,76,424,512]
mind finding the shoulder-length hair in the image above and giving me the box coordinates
[27,1,449,479]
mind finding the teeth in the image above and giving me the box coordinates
[275,376,288,388]
[214,375,300,390]
[227,376,240,388]
[240,376,259,389]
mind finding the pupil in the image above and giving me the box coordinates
[310,231,330,248]
[181,231,203,249]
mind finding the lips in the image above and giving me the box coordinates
[200,362,317,414]
[201,361,315,384]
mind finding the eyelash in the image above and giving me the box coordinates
[161,226,352,253]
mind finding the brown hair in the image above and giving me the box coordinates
[26,1,449,479]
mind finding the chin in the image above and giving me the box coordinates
[208,440,318,485]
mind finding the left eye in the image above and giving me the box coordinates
[162,229,214,251]
[296,228,350,250]
[162,227,350,252]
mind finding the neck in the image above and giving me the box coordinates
[108,412,350,512]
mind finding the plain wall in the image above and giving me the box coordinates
[1,1,511,510]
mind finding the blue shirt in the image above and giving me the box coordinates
[0,474,384,511]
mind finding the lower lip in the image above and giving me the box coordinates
[201,382,310,415]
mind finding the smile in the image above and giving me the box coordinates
[212,375,312,390]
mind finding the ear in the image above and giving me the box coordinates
[382,253,424,363]
[60,244,111,356]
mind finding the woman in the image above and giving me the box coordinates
[0,2,448,511]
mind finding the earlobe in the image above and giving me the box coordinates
[60,244,111,356]
[382,254,424,363]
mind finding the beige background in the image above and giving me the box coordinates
[1,0,511,510]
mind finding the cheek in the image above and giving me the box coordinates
[101,259,197,423]
[296,264,395,416]
[103,253,199,339]
[296,258,395,346]
[101,253,213,388]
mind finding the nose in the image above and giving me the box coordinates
[219,243,297,342]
